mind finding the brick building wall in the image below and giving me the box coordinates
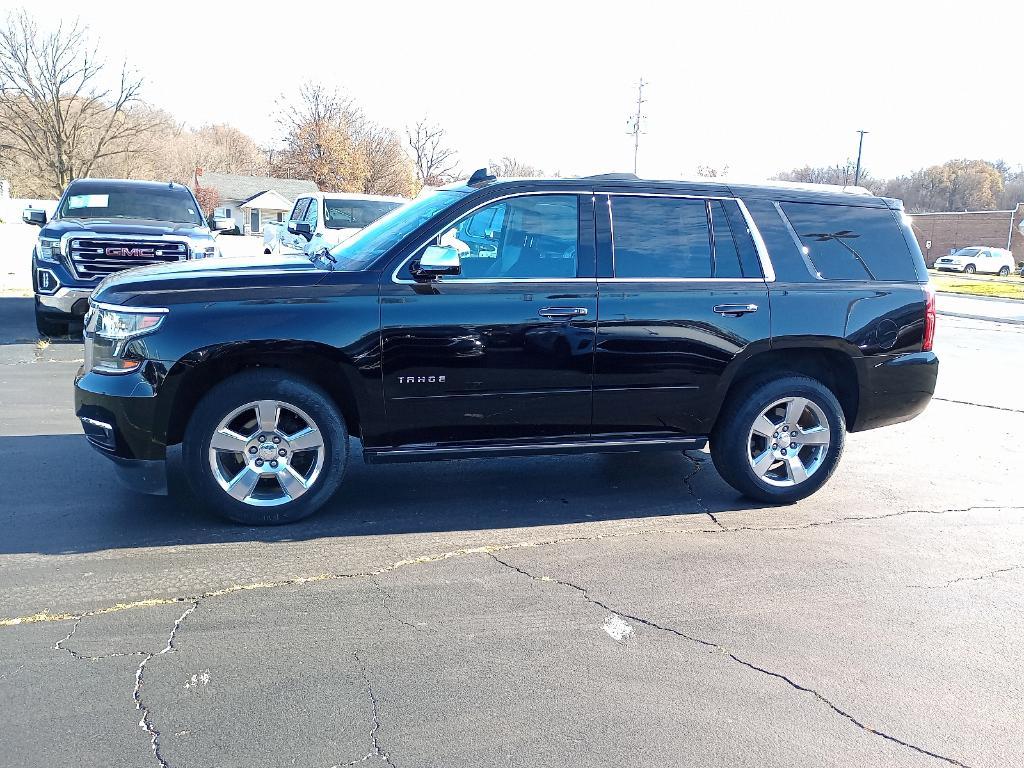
[911,204,1024,267]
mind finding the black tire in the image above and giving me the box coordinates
[710,373,846,504]
[34,302,69,337]
[964,263,976,274]
[998,266,1010,277]
[183,369,348,525]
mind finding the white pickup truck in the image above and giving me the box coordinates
[263,192,407,256]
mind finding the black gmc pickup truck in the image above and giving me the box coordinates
[24,178,222,336]
[74,171,938,525]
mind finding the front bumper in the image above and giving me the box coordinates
[34,257,95,318]
[74,365,171,495]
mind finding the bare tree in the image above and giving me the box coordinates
[489,156,543,178]
[406,118,459,188]
[271,83,366,191]
[0,11,155,196]
[356,122,416,197]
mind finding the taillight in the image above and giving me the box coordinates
[922,284,936,352]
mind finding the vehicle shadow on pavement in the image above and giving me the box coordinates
[0,296,82,346]
[0,434,761,556]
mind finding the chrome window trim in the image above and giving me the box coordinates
[773,201,824,280]
[90,300,170,314]
[735,198,776,282]
[605,193,776,283]
[390,191,595,285]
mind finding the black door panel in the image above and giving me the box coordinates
[593,282,768,435]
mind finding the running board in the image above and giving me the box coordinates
[364,435,707,464]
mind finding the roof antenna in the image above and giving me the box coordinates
[468,167,497,186]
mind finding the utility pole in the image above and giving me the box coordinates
[627,78,647,175]
[853,130,869,186]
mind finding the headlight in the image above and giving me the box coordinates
[37,236,61,263]
[85,303,168,374]
[191,239,218,259]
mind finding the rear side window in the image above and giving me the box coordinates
[710,200,762,278]
[611,196,711,278]
[610,196,762,279]
[779,202,917,281]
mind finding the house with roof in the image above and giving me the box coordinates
[196,172,319,236]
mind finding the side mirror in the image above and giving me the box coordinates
[211,216,235,232]
[288,221,313,239]
[413,245,461,278]
[23,209,47,227]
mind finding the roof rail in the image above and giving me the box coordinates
[584,172,640,180]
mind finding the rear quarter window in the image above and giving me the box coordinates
[779,202,918,281]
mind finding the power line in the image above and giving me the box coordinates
[626,78,647,175]
[854,130,869,186]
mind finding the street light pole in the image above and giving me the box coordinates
[853,130,869,186]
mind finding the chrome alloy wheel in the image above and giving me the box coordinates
[746,397,831,487]
[207,400,326,506]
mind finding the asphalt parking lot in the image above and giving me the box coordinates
[1,293,1022,768]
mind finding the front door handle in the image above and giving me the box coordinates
[713,303,759,317]
[539,306,588,319]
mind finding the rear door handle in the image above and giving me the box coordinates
[713,303,759,317]
[539,306,588,319]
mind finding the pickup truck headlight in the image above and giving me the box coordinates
[85,304,168,374]
[37,236,61,263]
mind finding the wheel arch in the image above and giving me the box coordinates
[712,343,861,432]
[161,341,368,447]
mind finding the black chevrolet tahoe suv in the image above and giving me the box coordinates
[74,171,938,525]
[24,178,220,336]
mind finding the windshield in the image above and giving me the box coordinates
[324,199,403,230]
[57,184,205,225]
[953,248,982,257]
[322,190,467,271]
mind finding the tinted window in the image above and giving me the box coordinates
[780,202,917,281]
[437,195,578,280]
[611,196,711,278]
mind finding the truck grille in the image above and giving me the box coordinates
[66,238,189,280]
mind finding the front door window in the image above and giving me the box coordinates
[250,209,261,234]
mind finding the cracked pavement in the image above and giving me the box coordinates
[1,294,1023,767]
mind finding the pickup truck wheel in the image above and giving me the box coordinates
[710,374,845,504]
[184,370,348,525]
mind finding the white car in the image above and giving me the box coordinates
[934,247,1015,276]
[263,192,407,256]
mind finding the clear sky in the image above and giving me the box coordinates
[7,0,1023,180]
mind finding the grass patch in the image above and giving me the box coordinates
[930,273,1024,300]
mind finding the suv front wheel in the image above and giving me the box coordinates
[711,374,845,504]
[183,370,349,524]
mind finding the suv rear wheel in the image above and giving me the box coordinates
[183,369,348,524]
[998,266,1010,277]
[711,374,845,504]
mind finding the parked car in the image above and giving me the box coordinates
[933,247,1015,276]
[262,192,406,256]
[25,178,229,336]
[75,170,938,525]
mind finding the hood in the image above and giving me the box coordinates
[92,254,330,307]
[41,217,212,239]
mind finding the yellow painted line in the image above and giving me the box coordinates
[0,541,547,628]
